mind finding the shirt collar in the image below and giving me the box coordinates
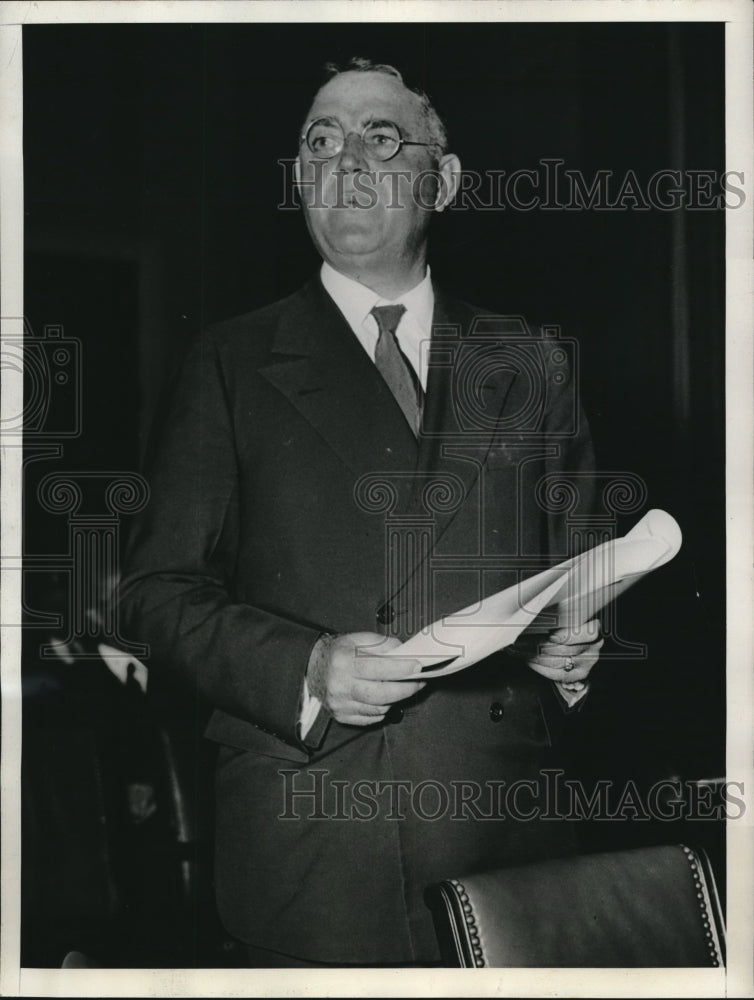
[320,262,434,338]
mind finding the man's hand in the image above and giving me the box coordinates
[307,632,427,727]
[508,618,604,696]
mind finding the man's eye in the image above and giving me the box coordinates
[369,131,398,147]
[312,135,337,151]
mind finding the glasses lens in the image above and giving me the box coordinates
[363,122,401,161]
[305,119,344,158]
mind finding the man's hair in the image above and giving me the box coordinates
[320,56,449,155]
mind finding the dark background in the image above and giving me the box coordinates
[21,22,726,966]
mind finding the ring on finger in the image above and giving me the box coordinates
[563,655,575,672]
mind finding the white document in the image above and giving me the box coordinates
[386,509,682,679]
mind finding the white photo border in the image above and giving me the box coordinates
[1,2,751,997]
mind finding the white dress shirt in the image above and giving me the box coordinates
[319,261,435,390]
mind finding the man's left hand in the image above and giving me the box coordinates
[508,618,603,694]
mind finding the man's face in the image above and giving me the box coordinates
[296,71,444,274]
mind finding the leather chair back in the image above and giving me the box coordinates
[425,844,724,967]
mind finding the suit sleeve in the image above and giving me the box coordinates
[119,331,321,747]
[543,338,599,715]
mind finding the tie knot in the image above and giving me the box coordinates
[371,304,406,337]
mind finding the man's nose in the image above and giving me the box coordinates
[336,131,369,171]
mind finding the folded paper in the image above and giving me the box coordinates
[378,509,682,679]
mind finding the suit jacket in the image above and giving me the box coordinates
[120,276,597,964]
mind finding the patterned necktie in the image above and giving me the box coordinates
[371,304,423,435]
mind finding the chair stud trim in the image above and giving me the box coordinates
[441,845,725,968]
[679,844,724,967]
[448,878,486,967]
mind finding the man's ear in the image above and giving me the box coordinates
[434,153,461,212]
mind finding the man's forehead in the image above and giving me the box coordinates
[307,70,422,125]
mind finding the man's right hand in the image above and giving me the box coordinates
[307,632,427,727]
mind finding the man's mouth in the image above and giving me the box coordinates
[339,190,369,209]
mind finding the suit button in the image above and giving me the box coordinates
[489,702,505,723]
[376,602,396,625]
[386,705,404,724]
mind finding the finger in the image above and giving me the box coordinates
[557,680,587,694]
[345,633,404,658]
[334,699,389,716]
[358,703,390,717]
[352,678,426,706]
[537,637,604,659]
[510,630,569,655]
[539,627,605,651]
[376,636,405,652]
[354,655,429,682]
[583,617,601,637]
[526,659,593,682]
[330,697,388,719]
[335,712,385,727]
[527,651,587,672]
[550,619,601,644]
[564,647,601,671]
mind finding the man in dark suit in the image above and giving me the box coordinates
[120,58,603,967]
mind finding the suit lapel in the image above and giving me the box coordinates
[416,288,479,500]
[385,287,522,626]
[413,286,519,533]
[258,278,418,480]
[258,276,523,629]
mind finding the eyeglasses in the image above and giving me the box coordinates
[300,117,435,163]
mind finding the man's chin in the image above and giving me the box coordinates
[323,228,385,258]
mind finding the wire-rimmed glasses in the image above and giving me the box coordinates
[300,117,435,162]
